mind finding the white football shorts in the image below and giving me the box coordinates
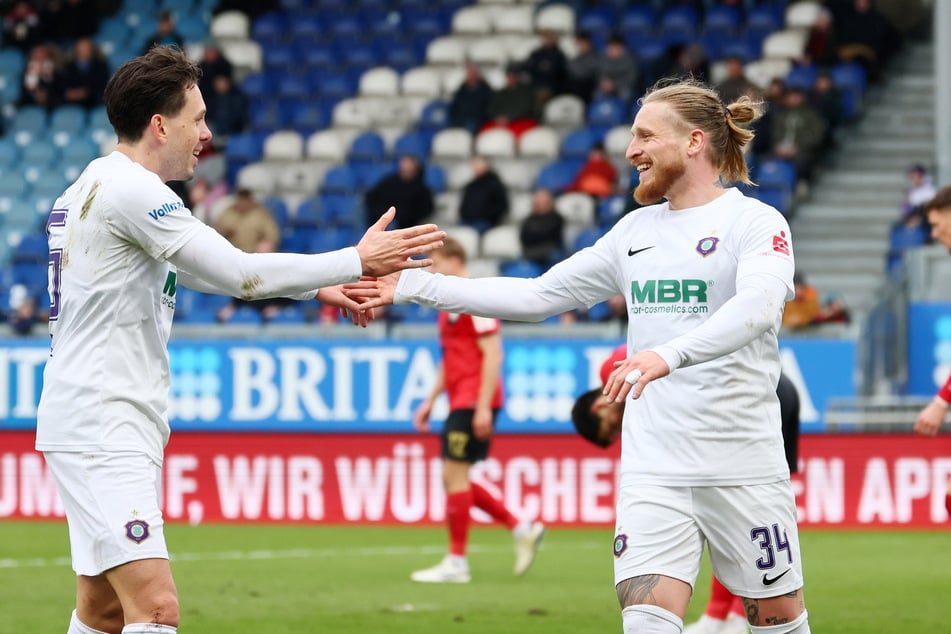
[44,451,168,576]
[613,481,804,599]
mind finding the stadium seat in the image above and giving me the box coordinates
[619,5,655,37]
[480,225,521,260]
[21,144,59,167]
[359,67,400,97]
[401,66,443,99]
[251,11,287,41]
[518,126,560,160]
[786,1,823,30]
[587,96,626,130]
[597,195,629,228]
[572,227,603,252]
[499,258,543,279]
[543,94,586,131]
[431,128,474,162]
[50,106,88,138]
[830,62,867,119]
[467,38,509,69]
[10,106,47,138]
[426,36,467,67]
[475,128,516,159]
[535,160,578,193]
[703,4,741,36]
[348,131,387,163]
[492,4,535,35]
[786,63,819,91]
[219,39,262,76]
[418,99,449,131]
[263,130,304,162]
[393,131,432,160]
[261,196,289,228]
[293,197,325,228]
[210,10,250,41]
[331,98,374,129]
[555,192,596,227]
[236,163,278,197]
[319,193,362,228]
[320,165,359,195]
[534,3,575,34]
[306,130,348,163]
[452,5,492,36]
[560,129,597,160]
[424,164,446,193]
[762,30,808,61]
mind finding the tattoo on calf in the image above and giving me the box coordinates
[742,589,802,626]
[616,575,661,608]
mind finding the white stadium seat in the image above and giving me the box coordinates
[480,225,522,260]
[431,127,474,161]
[543,94,586,129]
[491,5,535,34]
[785,1,823,30]
[452,6,493,36]
[305,129,348,162]
[534,3,575,34]
[359,67,400,97]
[555,192,596,227]
[475,128,516,158]
[210,10,249,41]
[762,30,808,61]
[518,126,560,159]
[447,225,481,259]
[236,162,278,197]
[263,130,304,162]
[401,67,443,98]
[426,36,468,66]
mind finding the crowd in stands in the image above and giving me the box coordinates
[0,0,924,330]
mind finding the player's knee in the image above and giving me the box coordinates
[749,609,810,634]
[620,605,684,634]
[135,591,180,628]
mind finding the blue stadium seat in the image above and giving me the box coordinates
[320,166,359,195]
[587,97,626,129]
[289,13,324,39]
[289,99,332,135]
[703,4,741,36]
[0,172,28,197]
[225,132,265,181]
[263,43,296,70]
[393,131,431,160]
[266,305,306,324]
[619,6,655,37]
[176,14,208,42]
[387,302,438,323]
[560,129,597,160]
[751,185,792,217]
[293,197,325,228]
[786,63,818,91]
[311,72,356,100]
[300,41,339,70]
[573,227,603,252]
[0,48,25,77]
[262,196,289,228]
[241,72,275,100]
[319,193,362,228]
[10,106,47,137]
[425,164,446,193]
[247,100,282,131]
[659,9,698,46]
[418,100,449,131]
[353,162,389,190]
[500,259,543,279]
[251,11,288,42]
[830,62,867,119]
[597,195,629,228]
[340,43,380,70]
[60,138,100,164]
[50,106,88,137]
[348,132,387,163]
[578,7,615,37]
[308,226,358,253]
[276,72,310,100]
[0,139,20,168]
[746,5,782,42]
[535,160,578,193]
[12,233,48,264]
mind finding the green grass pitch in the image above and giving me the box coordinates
[1,521,947,632]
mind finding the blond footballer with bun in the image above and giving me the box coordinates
[349,78,809,633]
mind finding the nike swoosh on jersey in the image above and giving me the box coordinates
[762,568,791,586]
[627,246,655,256]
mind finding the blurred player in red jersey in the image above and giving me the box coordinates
[913,186,951,519]
[572,345,802,634]
[410,237,545,584]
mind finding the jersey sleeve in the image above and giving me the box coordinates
[395,227,623,321]
[735,205,795,300]
[102,173,203,261]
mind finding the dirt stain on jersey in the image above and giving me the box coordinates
[240,274,264,300]
[79,180,101,220]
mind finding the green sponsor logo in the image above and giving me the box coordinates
[163,271,177,297]
[631,279,707,303]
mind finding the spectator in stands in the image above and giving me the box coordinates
[752,78,786,158]
[198,43,234,98]
[524,29,567,111]
[664,43,710,84]
[141,10,183,54]
[44,0,99,42]
[459,155,508,233]
[19,43,61,109]
[715,55,760,103]
[782,272,821,330]
[596,33,637,104]
[902,163,938,220]
[2,1,42,51]
[212,188,287,322]
[802,6,839,68]
[567,141,617,199]
[6,283,44,336]
[769,85,826,182]
[833,0,894,82]
[814,292,851,325]
[809,72,843,150]
[519,189,564,268]
[187,175,229,224]
[205,73,247,141]
[448,62,493,134]
[487,64,537,135]
[565,30,601,105]
[364,154,434,229]
[59,37,109,109]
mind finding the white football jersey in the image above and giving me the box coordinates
[399,188,796,486]
[585,188,796,487]
[36,152,203,462]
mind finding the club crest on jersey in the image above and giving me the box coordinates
[125,519,150,544]
[613,533,628,558]
[696,236,719,257]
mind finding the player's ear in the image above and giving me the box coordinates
[149,114,167,142]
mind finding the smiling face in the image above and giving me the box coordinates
[158,84,211,182]
[625,102,689,205]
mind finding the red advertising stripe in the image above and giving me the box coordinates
[2,432,949,528]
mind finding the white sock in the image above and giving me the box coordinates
[446,554,468,568]
[68,610,110,634]
[512,521,532,538]
[121,625,178,633]
[622,604,684,633]
[693,614,725,626]
[750,610,810,634]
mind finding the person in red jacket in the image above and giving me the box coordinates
[572,345,801,634]
[410,237,545,584]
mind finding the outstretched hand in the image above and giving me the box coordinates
[356,207,445,277]
[343,273,401,312]
[317,284,376,327]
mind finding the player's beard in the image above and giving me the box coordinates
[633,155,686,205]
